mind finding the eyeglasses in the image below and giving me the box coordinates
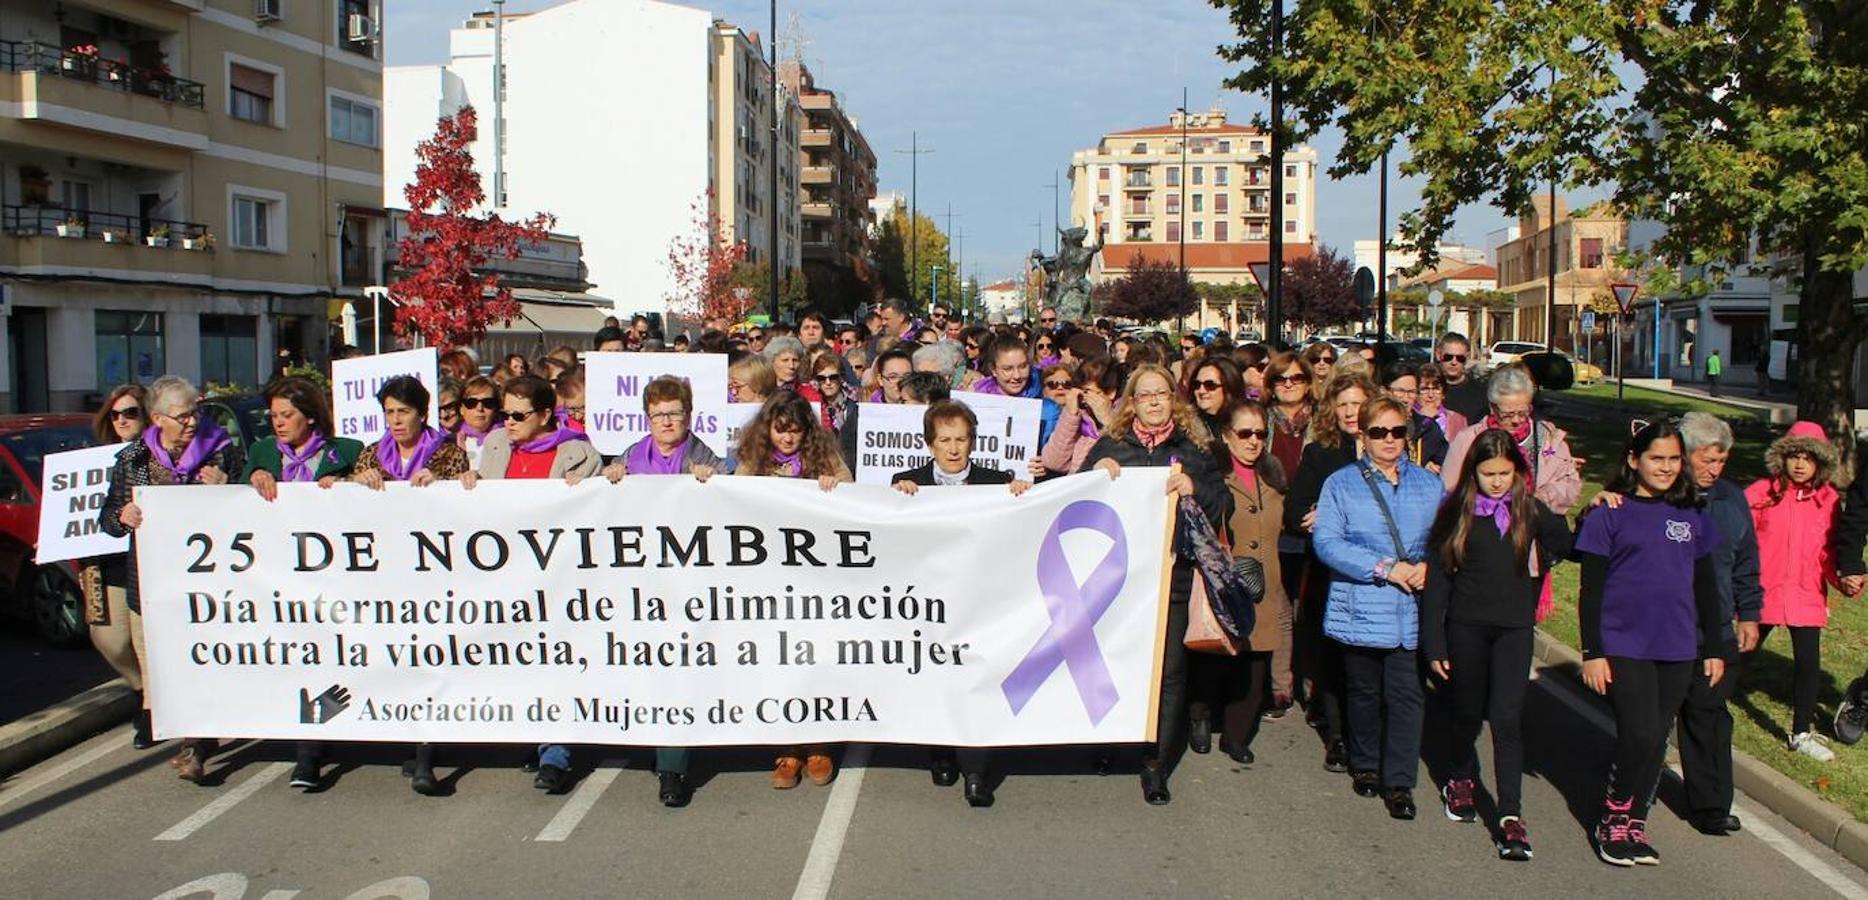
[109,406,144,421]
[501,410,540,422]
[1233,428,1269,441]
[1493,407,1532,423]
[649,410,687,423]
[1036,342,1053,350]
[562,404,585,415]
[1273,374,1310,386]
[1440,353,1468,363]
[1039,316,1057,324]
[880,371,907,382]
[1134,389,1172,402]
[1044,379,1076,390]
[1364,425,1408,441]
[1314,355,1336,364]
[462,396,498,410]
[814,373,842,384]
[159,409,199,425]
[440,401,462,413]
[748,333,766,342]
[1192,379,1224,392]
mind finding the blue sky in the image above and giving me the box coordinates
[385,0,1524,284]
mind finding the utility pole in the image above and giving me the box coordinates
[943,203,963,313]
[768,0,781,320]
[1545,66,1558,348]
[894,132,934,307]
[1177,87,1189,334]
[491,0,506,209]
[1377,150,1388,343]
[1043,172,1060,254]
[1268,0,1285,346]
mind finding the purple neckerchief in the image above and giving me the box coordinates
[1474,493,1512,536]
[278,433,328,483]
[1078,412,1101,441]
[1037,354,1061,369]
[377,427,447,481]
[1416,404,1449,435]
[458,421,494,447]
[554,407,587,433]
[514,426,589,455]
[625,434,688,475]
[772,449,803,476]
[868,387,886,403]
[145,420,232,483]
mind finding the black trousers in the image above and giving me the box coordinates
[1341,644,1425,790]
[1750,625,1822,734]
[1444,623,1533,817]
[1605,657,1693,819]
[1292,553,1345,744]
[1148,565,1193,775]
[1677,645,1740,819]
[1188,650,1272,752]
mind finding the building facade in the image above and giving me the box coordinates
[385,0,799,318]
[1493,196,1628,354]
[1353,238,1488,291]
[0,0,385,412]
[780,61,875,310]
[1068,108,1319,289]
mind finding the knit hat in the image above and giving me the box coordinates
[1765,420,1845,487]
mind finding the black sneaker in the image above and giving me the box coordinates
[288,760,318,791]
[1384,788,1417,820]
[1836,676,1868,746]
[1595,813,1637,867]
[534,764,568,794]
[1351,770,1381,798]
[658,771,690,808]
[1496,816,1533,861]
[1442,778,1478,823]
[1626,818,1659,865]
[1324,739,1349,773]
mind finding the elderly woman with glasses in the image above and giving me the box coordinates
[1412,363,1469,446]
[99,375,247,784]
[454,375,501,468]
[1440,365,1581,515]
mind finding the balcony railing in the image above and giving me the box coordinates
[1123,175,1153,189]
[4,205,209,246]
[0,41,206,109]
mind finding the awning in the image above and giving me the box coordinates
[487,290,616,336]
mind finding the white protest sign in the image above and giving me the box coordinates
[332,348,438,441]
[850,402,1016,485]
[586,352,728,457]
[35,443,129,563]
[955,392,1043,473]
[136,471,1173,747]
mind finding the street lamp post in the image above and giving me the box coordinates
[931,265,944,311]
[1176,88,1189,334]
[363,285,393,354]
[895,133,935,307]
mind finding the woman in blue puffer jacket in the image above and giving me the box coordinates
[1312,395,1445,821]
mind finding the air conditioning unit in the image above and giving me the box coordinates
[255,0,282,23]
[346,13,375,43]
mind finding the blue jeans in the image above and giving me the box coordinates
[538,743,571,771]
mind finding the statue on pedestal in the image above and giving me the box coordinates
[1036,226,1104,322]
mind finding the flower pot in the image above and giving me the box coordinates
[145,236,170,248]
[102,232,127,244]
[181,238,206,251]
[55,225,84,239]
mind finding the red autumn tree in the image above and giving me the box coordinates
[1283,245,1362,331]
[1104,254,1199,324]
[391,106,554,349]
[663,190,751,323]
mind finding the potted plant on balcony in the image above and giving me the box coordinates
[55,216,85,239]
[181,230,213,251]
[63,44,99,78]
[101,227,129,244]
[144,223,171,248]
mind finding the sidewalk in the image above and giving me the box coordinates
[1630,378,1798,424]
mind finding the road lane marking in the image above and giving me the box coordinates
[154,761,291,841]
[792,744,871,900]
[534,759,624,842]
[1531,668,1868,898]
[0,726,128,810]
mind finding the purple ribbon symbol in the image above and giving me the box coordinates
[1001,500,1127,724]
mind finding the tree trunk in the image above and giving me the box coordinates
[1795,233,1863,476]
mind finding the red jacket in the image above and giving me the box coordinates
[1746,478,1842,626]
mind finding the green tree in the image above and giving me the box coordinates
[1212,0,1868,460]
[727,260,810,315]
[875,212,959,311]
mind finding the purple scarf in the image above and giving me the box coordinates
[1473,494,1512,536]
[278,433,328,483]
[377,427,447,481]
[144,420,232,483]
[625,435,688,475]
[458,421,493,447]
[514,426,589,455]
[771,449,803,477]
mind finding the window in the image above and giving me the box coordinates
[1192,194,1204,213]
[229,190,285,251]
[1248,224,1264,240]
[230,63,275,124]
[1192,221,1204,240]
[1098,166,1110,180]
[1285,164,1297,178]
[1166,221,1181,242]
[1218,140,1231,153]
[1166,194,1180,215]
[329,95,379,147]
[339,0,375,57]
[1251,140,1265,154]
[1214,166,1229,186]
[1285,192,1297,206]
[1096,194,1110,209]
[1131,142,1148,154]
[1580,237,1605,268]
[199,315,259,388]
[1166,167,1180,187]
[95,311,164,391]
[1192,166,1204,186]
[1214,194,1229,214]
[1215,221,1229,242]
[1285,220,1298,233]
[60,180,91,217]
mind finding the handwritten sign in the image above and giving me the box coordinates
[332,348,439,441]
[35,443,129,563]
[585,352,729,456]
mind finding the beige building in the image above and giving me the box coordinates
[0,0,384,411]
[1068,107,1320,292]
[781,61,875,310]
[711,22,800,274]
[1494,196,1629,353]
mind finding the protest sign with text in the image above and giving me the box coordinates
[35,443,129,563]
[585,352,728,456]
[135,471,1172,747]
[851,403,1015,485]
[332,348,439,441]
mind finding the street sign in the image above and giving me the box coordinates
[1248,261,1273,291]
[1582,310,1596,332]
[1426,289,1444,313]
[1354,267,1375,318]
[1610,282,1640,315]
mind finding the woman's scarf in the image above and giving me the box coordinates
[771,448,803,477]
[515,426,589,455]
[1272,403,1309,437]
[278,433,328,483]
[1231,456,1258,491]
[1474,493,1512,536]
[1486,414,1534,444]
[1133,420,1176,450]
[376,427,447,481]
[554,407,587,433]
[458,420,494,447]
[625,434,688,475]
[145,420,233,483]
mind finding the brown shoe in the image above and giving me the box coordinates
[805,752,835,786]
[771,754,803,789]
[170,746,205,783]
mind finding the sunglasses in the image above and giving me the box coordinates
[814,373,842,383]
[1040,318,1057,325]
[500,410,540,422]
[1233,428,1269,440]
[1273,374,1311,386]
[749,333,766,342]
[1364,425,1408,441]
[462,396,498,410]
[109,406,144,421]
[1036,342,1053,350]
[440,401,461,413]
[1044,379,1075,390]
[1192,379,1224,392]
[1440,353,1467,363]
[1314,355,1336,364]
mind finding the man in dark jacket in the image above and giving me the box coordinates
[1831,441,1868,744]
[1675,413,1764,835]
[1436,333,1488,424]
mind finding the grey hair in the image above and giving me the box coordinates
[1678,411,1734,454]
[912,340,966,377]
[763,336,807,362]
[147,375,198,416]
[1487,366,1536,404]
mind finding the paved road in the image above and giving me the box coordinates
[1,663,1864,899]
[0,621,113,727]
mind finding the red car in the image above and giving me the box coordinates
[0,415,97,647]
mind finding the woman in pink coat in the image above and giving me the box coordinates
[1745,420,1857,762]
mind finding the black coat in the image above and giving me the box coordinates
[1284,440,1358,535]
[891,462,1013,486]
[1081,426,1231,542]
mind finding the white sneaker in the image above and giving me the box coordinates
[1790,731,1836,762]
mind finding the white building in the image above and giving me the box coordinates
[385,0,800,318]
[868,191,904,238]
[1353,238,1488,291]
[1623,218,1772,387]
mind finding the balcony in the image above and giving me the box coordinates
[802,128,833,148]
[801,165,833,185]
[802,201,835,219]
[1,204,214,278]
[1125,229,1154,242]
[0,42,208,149]
[1,41,204,108]
[1123,174,1153,190]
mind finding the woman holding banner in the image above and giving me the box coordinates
[242,376,365,791]
[99,376,247,783]
[454,376,500,469]
[85,385,153,748]
[462,374,602,795]
[735,393,851,789]
[1083,364,1230,805]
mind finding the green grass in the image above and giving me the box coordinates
[1565,382,1777,419]
[1538,404,1868,822]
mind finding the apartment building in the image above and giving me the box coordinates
[385,0,800,318]
[780,61,875,309]
[1067,108,1319,286]
[1493,196,1629,353]
[0,0,384,412]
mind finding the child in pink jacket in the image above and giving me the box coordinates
[1745,420,1860,761]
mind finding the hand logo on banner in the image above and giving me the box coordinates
[297,684,353,725]
[1001,500,1126,724]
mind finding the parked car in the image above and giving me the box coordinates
[0,415,97,647]
[199,393,272,450]
[1481,341,1549,374]
[1558,351,1605,384]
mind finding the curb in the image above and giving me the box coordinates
[0,678,135,777]
[1533,630,1868,872]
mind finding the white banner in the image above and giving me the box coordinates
[332,348,439,441]
[586,352,728,457]
[35,443,129,563]
[851,403,1014,485]
[135,471,1172,746]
